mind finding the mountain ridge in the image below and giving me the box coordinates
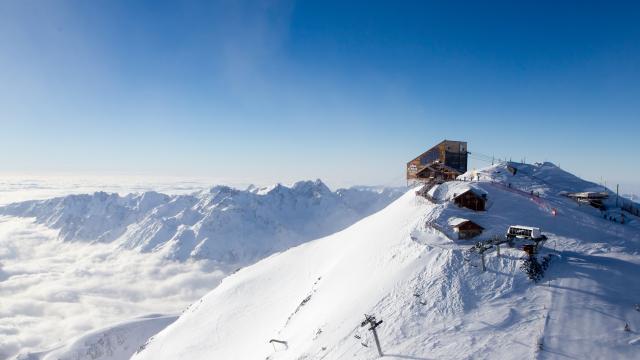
[128,162,640,360]
[0,180,405,264]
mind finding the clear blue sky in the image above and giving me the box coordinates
[1,1,638,191]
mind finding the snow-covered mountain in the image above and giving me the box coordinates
[128,162,640,359]
[0,181,404,264]
[28,315,178,360]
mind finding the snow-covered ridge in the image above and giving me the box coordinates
[30,314,178,360]
[130,162,640,359]
[0,180,404,264]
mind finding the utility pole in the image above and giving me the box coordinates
[361,314,384,357]
[477,241,489,272]
[481,250,486,271]
[616,184,619,207]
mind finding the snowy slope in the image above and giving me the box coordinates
[0,181,404,264]
[131,162,640,359]
[131,189,431,360]
[2,181,404,360]
[19,315,178,360]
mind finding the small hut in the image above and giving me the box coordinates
[453,188,487,211]
[449,218,484,240]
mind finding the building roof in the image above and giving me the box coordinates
[508,225,540,231]
[448,217,468,227]
[448,217,484,229]
[416,162,463,177]
[453,187,488,199]
[566,192,609,199]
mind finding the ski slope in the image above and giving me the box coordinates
[131,162,640,359]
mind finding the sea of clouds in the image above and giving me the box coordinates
[0,216,228,358]
[0,175,223,206]
[0,176,238,358]
[0,175,403,358]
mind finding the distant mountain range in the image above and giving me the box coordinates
[0,180,404,265]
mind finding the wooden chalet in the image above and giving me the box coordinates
[453,188,487,211]
[449,218,484,240]
[407,140,468,185]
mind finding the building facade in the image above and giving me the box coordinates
[407,140,468,184]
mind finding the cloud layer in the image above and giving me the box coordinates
[0,216,227,358]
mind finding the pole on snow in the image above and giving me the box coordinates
[361,314,384,357]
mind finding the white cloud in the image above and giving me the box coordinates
[0,216,227,359]
[0,174,226,206]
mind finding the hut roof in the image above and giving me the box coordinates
[448,217,468,227]
[453,187,487,199]
[566,191,608,199]
[448,217,484,230]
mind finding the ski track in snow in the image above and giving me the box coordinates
[539,251,640,360]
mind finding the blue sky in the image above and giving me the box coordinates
[0,1,638,191]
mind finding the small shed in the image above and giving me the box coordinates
[449,218,484,240]
[453,188,487,211]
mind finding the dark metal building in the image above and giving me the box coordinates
[407,140,468,184]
